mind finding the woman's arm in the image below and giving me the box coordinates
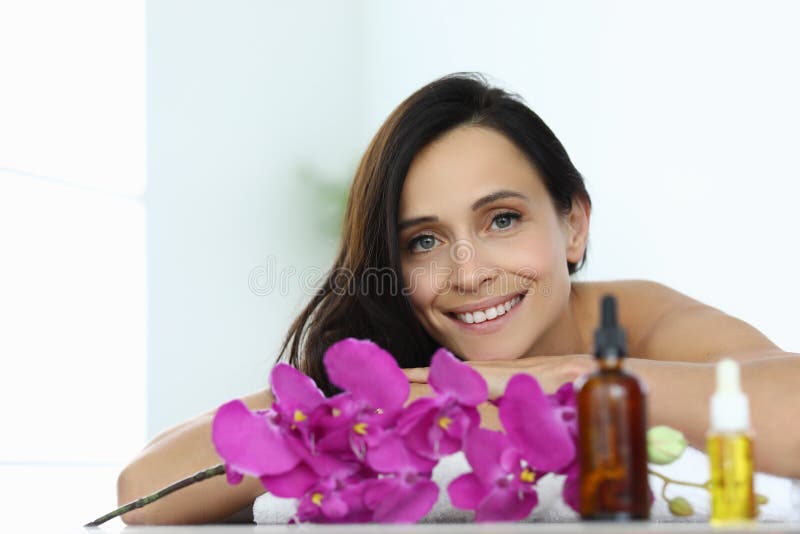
[627,353,800,478]
[460,283,800,477]
[117,388,273,525]
[625,290,800,477]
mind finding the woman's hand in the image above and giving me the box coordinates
[403,354,594,400]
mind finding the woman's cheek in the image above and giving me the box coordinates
[402,263,437,312]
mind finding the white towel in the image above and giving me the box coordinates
[253,446,798,524]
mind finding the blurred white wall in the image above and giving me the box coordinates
[0,1,146,527]
[359,0,800,355]
[148,0,800,437]
[146,0,365,435]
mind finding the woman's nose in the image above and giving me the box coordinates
[448,239,498,293]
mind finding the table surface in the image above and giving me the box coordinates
[65,522,800,534]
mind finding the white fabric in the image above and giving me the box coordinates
[253,446,799,524]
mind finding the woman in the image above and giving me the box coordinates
[117,73,800,524]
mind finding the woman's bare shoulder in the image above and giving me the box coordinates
[572,279,779,361]
[572,279,689,350]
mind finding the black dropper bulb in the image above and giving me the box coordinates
[594,294,628,359]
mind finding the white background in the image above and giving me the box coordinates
[1,0,798,530]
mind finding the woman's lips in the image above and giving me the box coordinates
[445,292,526,335]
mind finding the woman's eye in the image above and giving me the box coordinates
[490,211,521,231]
[408,234,439,253]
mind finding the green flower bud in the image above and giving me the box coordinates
[668,496,694,516]
[647,425,688,465]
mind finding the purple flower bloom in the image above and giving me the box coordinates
[296,475,373,523]
[547,381,580,511]
[449,375,580,520]
[324,338,409,418]
[213,338,582,523]
[497,375,575,471]
[449,427,539,521]
[398,348,487,460]
[211,400,302,485]
[363,472,439,523]
[270,363,326,438]
[323,338,410,458]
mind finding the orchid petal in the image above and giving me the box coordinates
[295,443,358,479]
[365,432,408,473]
[475,486,538,522]
[551,381,576,408]
[212,400,300,476]
[401,407,439,460]
[316,426,352,455]
[324,338,409,412]
[270,363,326,416]
[224,466,244,485]
[432,432,462,458]
[428,348,488,406]
[367,431,436,473]
[367,478,439,523]
[321,493,349,519]
[396,397,439,434]
[560,461,581,512]
[448,473,489,510]
[462,427,511,485]
[259,462,318,498]
[550,381,578,440]
[499,374,575,472]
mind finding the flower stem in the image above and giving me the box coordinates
[84,463,226,527]
[648,467,710,492]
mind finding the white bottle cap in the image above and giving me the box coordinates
[710,358,750,432]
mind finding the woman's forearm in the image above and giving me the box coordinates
[627,354,800,478]
[117,389,272,525]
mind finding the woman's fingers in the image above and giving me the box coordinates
[403,367,430,383]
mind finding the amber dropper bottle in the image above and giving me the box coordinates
[577,294,650,520]
[707,358,756,524]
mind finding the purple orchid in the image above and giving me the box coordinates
[363,471,439,523]
[321,338,410,459]
[213,338,583,524]
[361,431,439,521]
[548,381,580,511]
[295,473,373,523]
[449,375,580,520]
[269,362,326,441]
[398,347,487,460]
[211,399,303,485]
[449,427,539,521]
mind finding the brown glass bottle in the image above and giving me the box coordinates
[576,295,650,520]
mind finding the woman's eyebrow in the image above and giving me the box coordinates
[471,189,528,210]
[398,215,438,233]
[398,190,529,232]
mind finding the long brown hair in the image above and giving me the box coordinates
[278,72,592,395]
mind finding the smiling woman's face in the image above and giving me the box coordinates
[398,126,590,361]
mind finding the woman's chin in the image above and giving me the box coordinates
[458,346,526,362]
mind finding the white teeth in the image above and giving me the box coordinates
[454,295,522,325]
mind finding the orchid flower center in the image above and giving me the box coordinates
[331,408,341,417]
[293,410,307,423]
[311,492,324,506]
[438,416,452,430]
[353,422,368,435]
[519,467,536,484]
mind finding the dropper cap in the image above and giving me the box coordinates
[710,358,750,432]
[593,294,628,359]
